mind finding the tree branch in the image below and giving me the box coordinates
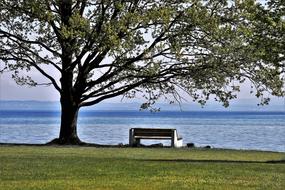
[0,30,62,61]
[1,54,61,93]
[3,34,62,72]
[80,79,148,107]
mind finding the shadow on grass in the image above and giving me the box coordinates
[140,159,285,164]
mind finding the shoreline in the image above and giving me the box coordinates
[0,142,284,154]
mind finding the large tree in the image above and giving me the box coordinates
[0,0,284,144]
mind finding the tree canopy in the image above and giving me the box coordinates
[1,0,284,108]
[0,0,284,144]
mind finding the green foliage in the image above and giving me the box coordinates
[0,0,284,109]
[0,146,285,190]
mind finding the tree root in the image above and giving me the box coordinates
[46,137,87,145]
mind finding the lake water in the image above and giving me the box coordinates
[0,110,284,152]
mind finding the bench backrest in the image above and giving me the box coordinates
[132,128,174,137]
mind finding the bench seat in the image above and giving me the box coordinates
[129,128,183,148]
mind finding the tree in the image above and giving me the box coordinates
[0,0,284,144]
[234,0,285,102]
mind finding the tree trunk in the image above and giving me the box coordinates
[57,69,82,144]
[58,99,81,144]
[56,0,81,144]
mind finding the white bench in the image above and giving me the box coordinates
[129,128,183,148]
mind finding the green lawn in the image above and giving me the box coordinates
[0,146,284,190]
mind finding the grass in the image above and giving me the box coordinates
[0,146,285,190]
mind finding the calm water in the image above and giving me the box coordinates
[0,110,284,152]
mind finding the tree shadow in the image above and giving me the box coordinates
[140,159,285,164]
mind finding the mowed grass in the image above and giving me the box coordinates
[0,146,284,190]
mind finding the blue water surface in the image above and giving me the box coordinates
[0,110,284,152]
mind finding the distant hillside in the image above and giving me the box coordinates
[0,99,284,111]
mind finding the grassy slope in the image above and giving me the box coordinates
[0,146,284,190]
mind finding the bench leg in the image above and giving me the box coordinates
[129,129,141,147]
[129,129,134,147]
[174,139,183,148]
[134,138,140,147]
[171,139,175,148]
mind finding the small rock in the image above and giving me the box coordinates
[186,143,195,148]
[118,143,124,147]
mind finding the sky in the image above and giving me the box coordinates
[0,72,60,101]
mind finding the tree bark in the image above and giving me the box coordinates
[57,71,82,145]
[58,100,81,144]
[54,0,84,145]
